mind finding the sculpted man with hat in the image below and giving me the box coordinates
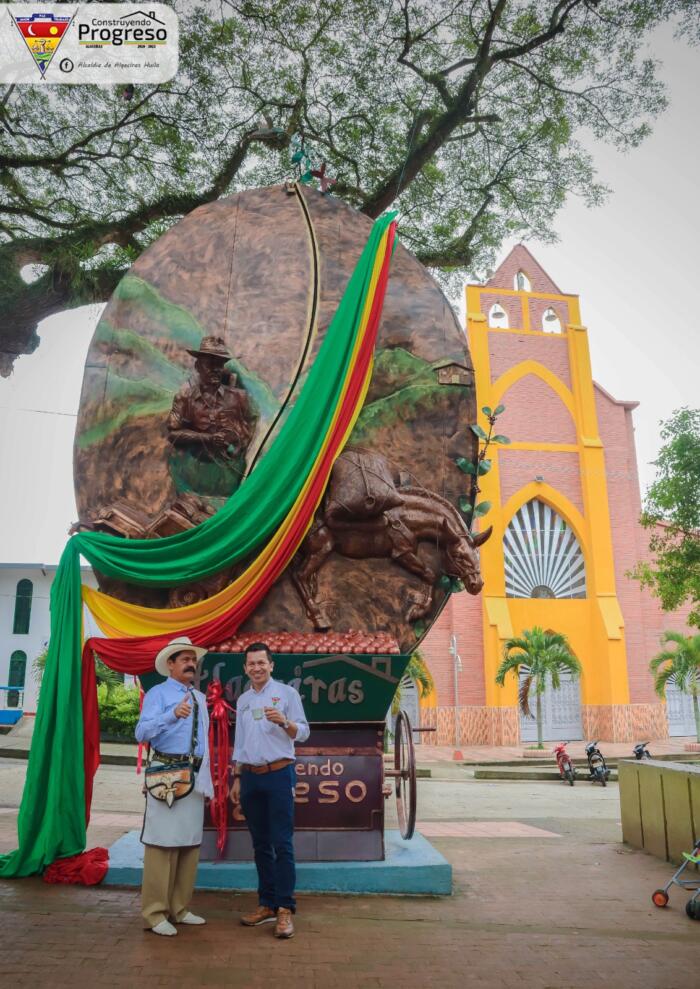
[135,636,213,936]
[167,335,256,491]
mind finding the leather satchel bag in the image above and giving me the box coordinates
[145,693,199,807]
[144,761,195,807]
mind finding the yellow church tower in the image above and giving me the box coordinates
[466,245,637,742]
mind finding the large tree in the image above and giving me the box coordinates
[1,0,698,374]
[633,408,700,627]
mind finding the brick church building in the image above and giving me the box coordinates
[418,246,693,746]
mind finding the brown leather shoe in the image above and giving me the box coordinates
[274,907,294,938]
[241,905,277,926]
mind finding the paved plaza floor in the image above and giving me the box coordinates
[0,757,697,988]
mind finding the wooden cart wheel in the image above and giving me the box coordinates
[393,710,417,840]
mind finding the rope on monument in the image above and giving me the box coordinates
[246,182,321,477]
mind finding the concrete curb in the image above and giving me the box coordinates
[475,767,619,782]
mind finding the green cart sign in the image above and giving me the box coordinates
[140,652,411,723]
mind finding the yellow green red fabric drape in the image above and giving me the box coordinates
[0,214,397,879]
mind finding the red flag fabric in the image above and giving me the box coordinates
[43,847,109,886]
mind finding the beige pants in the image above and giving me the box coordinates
[141,844,201,928]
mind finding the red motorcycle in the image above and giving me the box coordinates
[553,740,576,786]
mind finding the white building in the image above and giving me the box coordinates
[0,563,99,719]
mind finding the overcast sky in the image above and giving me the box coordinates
[1,26,698,565]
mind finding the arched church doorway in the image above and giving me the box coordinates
[518,668,583,742]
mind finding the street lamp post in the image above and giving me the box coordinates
[449,633,462,749]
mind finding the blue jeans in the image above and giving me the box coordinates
[240,763,296,912]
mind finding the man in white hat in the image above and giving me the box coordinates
[135,636,213,937]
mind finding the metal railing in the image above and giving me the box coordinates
[0,684,25,709]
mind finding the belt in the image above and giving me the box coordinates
[240,758,294,775]
[152,750,203,771]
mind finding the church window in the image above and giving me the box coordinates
[12,579,33,635]
[504,500,586,599]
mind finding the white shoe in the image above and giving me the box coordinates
[151,920,178,936]
[178,912,206,925]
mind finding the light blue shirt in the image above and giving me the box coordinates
[233,678,310,766]
[135,678,207,758]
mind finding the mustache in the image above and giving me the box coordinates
[183,666,196,673]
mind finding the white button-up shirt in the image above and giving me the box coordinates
[233,678,310,766]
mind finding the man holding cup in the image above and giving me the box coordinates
[230,642,310,938]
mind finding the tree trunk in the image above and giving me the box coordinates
[692,688,700,744]
[0,263,121,377]
[536,683,543,749]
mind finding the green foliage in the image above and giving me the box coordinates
[392,650,434,714]
[34,647,136,737]
[97,683,141,739]
[650,631,700,741]
[460,405,509,528]
[412,618,427,639]
[495,626,582,748]
[32,645,48,685]
[34,647,124,697]
[631,409,700,627]
[455,458,476,475]
[2,1,698,364]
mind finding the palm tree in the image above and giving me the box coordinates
[385,651,434,752]
[495,626,582,749]
[34,645,123,696]
[650,632,700,742]
[391,650,434,716]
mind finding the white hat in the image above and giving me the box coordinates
[154,636,207,678]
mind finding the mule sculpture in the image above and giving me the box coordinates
[293,450,491,630]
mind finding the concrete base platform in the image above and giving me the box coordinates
[105,829,451,896]
[475,767,619,782]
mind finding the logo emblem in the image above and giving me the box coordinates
[11,11,73,77]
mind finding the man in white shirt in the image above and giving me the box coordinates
[230,642,310,939]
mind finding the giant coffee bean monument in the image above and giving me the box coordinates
[0,186,487,879]
[74,185,480,651]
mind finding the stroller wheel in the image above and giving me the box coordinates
[652,889,669,908]
[686,898,700,921]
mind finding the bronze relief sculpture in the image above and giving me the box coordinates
[167,335,257,496]
[73,185,483,650]
[292,449,491,630]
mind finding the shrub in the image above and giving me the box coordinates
[97,682,140,739]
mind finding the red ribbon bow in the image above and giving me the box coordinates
[206,680,234,855]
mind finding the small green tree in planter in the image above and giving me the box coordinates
[495,626,582,749]
[650,632,700,742]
